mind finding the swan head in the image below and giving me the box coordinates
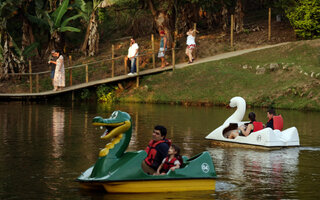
[229,96,246,108]
[222,96,246,125]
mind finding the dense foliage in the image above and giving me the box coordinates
[287,0,320,39]
[1,0,320,79]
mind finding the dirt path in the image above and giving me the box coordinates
[174,42,290,69]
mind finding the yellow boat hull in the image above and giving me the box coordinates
[101,179,215,193]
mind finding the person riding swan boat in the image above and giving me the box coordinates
[205,96,300,148]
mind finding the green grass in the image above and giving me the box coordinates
[118,39,320,111]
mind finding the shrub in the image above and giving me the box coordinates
[96,84,118,103]
[285,0,320,39]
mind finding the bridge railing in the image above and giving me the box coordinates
[5,40,177,94]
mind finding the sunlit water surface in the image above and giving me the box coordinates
[0,102,319,199]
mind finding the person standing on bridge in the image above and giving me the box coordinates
[48,50,57,89]
[185,28,198,64]
[49,50,65,91]
[158,30,169,68]
[127,37,139,75]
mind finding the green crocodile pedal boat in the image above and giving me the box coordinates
[77,111,217,193]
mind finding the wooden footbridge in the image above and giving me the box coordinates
[0,65,175,101]
[0,43,288,101]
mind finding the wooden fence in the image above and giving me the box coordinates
[6,35,176,93]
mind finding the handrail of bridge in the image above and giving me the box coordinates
[5,44,178,93]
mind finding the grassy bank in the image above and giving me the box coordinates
[117,39,320,111]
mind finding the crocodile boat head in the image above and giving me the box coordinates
[89,110,132,178]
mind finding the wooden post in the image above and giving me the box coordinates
[36,74,39,93]
[29,60,32,93]
[124,57,128,74]
[136,56,139,87]
[172,30,177,71]
[69,55,72,86]
[230,14,234,47]
[151,34,155,68]
[268,8,271,41]
[172,47,175,71]
[85,64,89,83]
[112,45,115,77]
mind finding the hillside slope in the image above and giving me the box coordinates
[117,39,320,111]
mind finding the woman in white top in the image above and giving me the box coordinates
[185,29,198,64]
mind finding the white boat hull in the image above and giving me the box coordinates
[205,96,300,148]
[206,125,300,147]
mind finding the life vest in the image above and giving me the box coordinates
[273,115,283,131]
[253,121,263,132]
[144,139,171,166]
[162,157,178,172]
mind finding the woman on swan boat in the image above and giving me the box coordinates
[228,112,263,139]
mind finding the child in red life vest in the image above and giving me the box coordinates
[155,144,182,175]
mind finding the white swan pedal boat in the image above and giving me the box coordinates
[205,97,300,149]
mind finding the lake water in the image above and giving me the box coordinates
[0,102,319,199]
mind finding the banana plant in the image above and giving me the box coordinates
[77,0,106,56]
[0,0,26,79]
[42,0,82,53]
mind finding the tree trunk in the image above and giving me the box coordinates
[22,18,39,57]
[81,12,99,56]
[88,13,99,56]
[221,5,228,31]
[0,33,26,80]
[234,0,244,33]
[147,0,173,47]
[45,31,62,57]
[49,0,59,12]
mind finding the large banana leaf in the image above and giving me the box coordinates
[26,13,49,30]
[52,0,69,27]
[22,42,39,58]
[60,26,81,32]
[71,0,93,22]
[73,0,87,12]
[60,14,82,28]
[10,37,22,56]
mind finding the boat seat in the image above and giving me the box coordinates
[273,115,283,131]
[180,156,188,168]
[253,121,263,132]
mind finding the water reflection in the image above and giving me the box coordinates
[1,102,320,199]
[207,147,299,199]
[52,107,65,158]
